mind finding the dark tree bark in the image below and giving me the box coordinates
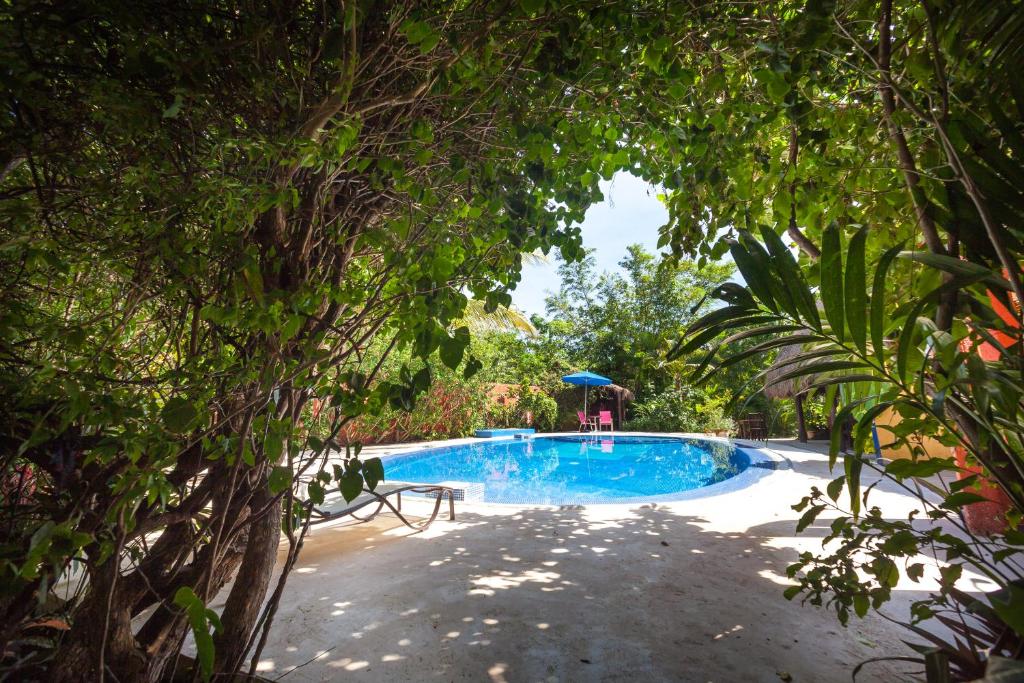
[214,488,282,674]
[877,0,945,257]
[787,127,821,259]
[795,393,808,443]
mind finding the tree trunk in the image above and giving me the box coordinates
[51,560,148,682]
[214,488,282,674]
[795,393,808,443]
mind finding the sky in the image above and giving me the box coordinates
[510,172,670,318]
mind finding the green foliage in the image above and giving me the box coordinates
[688,229,1024,675]
[659,1,1024,677]
[543,244,735,399]
[801,398,829,430]
[2,2,732,677]
[2,0,1021,679]
[324,368,488,444]
[471,329,572,392]
[624,384,734,434]
[468,244,762,431]
[486,384,558,431]
[174,587,223,682]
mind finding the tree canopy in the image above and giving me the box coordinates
[0,1,731,679]
[2,0,1023,680]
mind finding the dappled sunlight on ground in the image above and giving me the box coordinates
[219,438,975,682]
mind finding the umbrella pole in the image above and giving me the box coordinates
[584,384,588,419]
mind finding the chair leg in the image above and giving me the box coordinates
[448,490,455,521]
[397,491,401,511]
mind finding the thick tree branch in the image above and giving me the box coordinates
[786,126,821,259]
[877,0,945,256]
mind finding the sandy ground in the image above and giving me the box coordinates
[217,437,990,683]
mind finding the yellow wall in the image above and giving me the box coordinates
[875,407,953,460]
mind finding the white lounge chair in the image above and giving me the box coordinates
[308,482,456,531]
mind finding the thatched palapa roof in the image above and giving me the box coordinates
[606,384,635,402]
[762,338,817,400]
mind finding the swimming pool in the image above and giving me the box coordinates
[382,434,768,505]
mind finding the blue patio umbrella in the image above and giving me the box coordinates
[562,371,612,416]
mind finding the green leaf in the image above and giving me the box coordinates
[339,469,363,503]
[755,68,789,102]
[764,360,870,393]
[896,299,930,383]
[418,30,441,54]
[721,324,806,346]
[991,584,1024,638]
[412,366,432,391]
[950,474,979,492]
[844,228,867,353]
[796,504,825,533]
[463,356,483,379]
[740,231,799,318]
[826,475,845,501]
[173,585,200,610]
[845,454,863,518]
[439,326,470,369]
[852,402,893,456]
[162,93,184,119]
[192,618,215,682]
[853,594,869,618]
[269,466,292,495]
[728,239,777,312]
[162,397,198,434]
[760,226,820,328]
[280,314,304,342]
[820,223,844,343]
[439,336,464,369]
[264,431,284,461]
[401,19,431,44]
[884,457,957,480]
[899,251,1013,290]
[308,480,325,506]
[939,492,990,510]
[870,245,902,366]
[173,587,215,682]
[700,334,825,385]
[520,0,545,13]
[805,375,883,393]
[687,305,763,336]
[362,457,384,491]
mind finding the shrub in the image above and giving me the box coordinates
[801,397,829,430]
[486,384,558,431]
[323,375,487,444]
[624,384,734,433]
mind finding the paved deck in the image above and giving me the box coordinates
[218,436,984,682]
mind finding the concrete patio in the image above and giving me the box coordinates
[222,437,986,682]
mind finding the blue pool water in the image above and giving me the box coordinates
[383,435,751,505]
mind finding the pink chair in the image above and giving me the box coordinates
[577,411,596,432]
[597,410,613,431]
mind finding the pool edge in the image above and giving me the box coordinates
[372,431,785,507]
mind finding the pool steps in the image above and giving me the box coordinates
[474,428,536,438]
